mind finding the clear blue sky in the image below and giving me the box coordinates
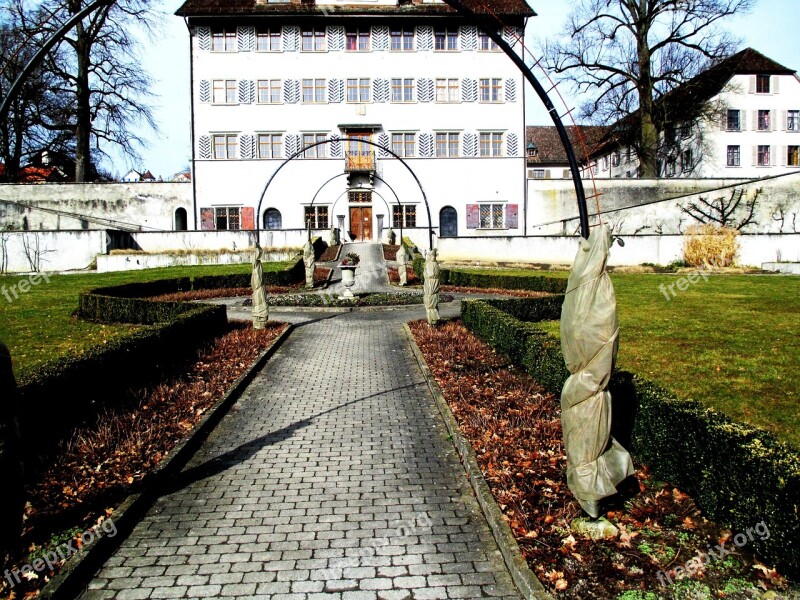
[115,0,800,180]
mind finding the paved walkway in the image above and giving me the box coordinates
[326,242,395,296]
[79,307,521,600]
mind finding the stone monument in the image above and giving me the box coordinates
[423,248,441,325]
[396,245,409,286]
[251,246,268,329]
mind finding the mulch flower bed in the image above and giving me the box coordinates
[383,244,401,261]
[2,321,286,599]
[318,244,341,263]
[388,266,421,286]
[440,285,552,298]
[151,285,300,302]
[409,319,793,600]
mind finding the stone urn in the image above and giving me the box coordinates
[340,265,357,298]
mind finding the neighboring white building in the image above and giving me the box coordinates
[175,0,532,242]
[527,48,800,182]
[121,169,158,182]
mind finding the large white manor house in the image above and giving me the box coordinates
[175,0,532,241]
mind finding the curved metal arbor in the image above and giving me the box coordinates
[0,0,113,123]
[308,172,406,241]
[438,0,591,239]
[255,137,435,249]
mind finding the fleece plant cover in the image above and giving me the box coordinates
[560,223,633,518]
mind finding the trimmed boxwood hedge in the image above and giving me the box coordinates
[19,261,304,453]
[19,303,227,452]
[442,270,568,293]
[461,297,800,579]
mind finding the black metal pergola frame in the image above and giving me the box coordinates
[0,0,590,240]
[255,137,435,249]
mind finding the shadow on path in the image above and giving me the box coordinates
[160,381,426,497]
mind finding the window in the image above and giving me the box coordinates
[530,169,545,179]
[681,148,693,173]
[346,78,370,103]
[756,74,771,94]
[679,123,691,140]
[256,29,281,51]
[758,109,771,131]
[302,78,326,103]
[479,78,502,102]
[435,132,459,157]
[302,133,327,158]
[726,145,740,167]
[758,145,771,166]
[434,28,458,51]
[665,159,676,177]
[391,133,415,157]
[479,132,502,156]
[788,110,800,131]
[258,133,282,158]
[346,29,370,51]
[215,207,241,230]
[391,78,414,102]
[392,205,417,228]
[257,79,281,103]
[478,31,498,51]
[390,28,414,51]
[213,80,237,104]
[301,28,326,52]
[788,146,799,167]
[211,29,236,52]
[727,109,741,131]
[602,156,609,171]
[263,208,282,230]
[212,134,238,159]
[435,78,459,103]
[304,206,329,229]
[479,203,504,228]
[611,152,620,167]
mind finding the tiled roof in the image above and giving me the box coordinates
[176,0,534,18]
[525,125,608,166]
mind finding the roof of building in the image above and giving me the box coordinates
[584,48,797,157]
[525,125,608,166]
[176,0,535,18]
[0,164,69,183]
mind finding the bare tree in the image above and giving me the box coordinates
[542,0,753,177]
[0,0,72,182]
[681,187,761,230]
[37,0,159,181]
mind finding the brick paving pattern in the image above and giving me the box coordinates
[79,306,520,599]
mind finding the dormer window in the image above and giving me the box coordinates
[526,142,537,157]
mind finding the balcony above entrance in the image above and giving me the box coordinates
[345,151,376,174]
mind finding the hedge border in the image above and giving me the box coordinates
[408,257,569,295]
[404,324,553,600]
[36,324,294,600]
[19,260,304,450]
[461,296,800,579]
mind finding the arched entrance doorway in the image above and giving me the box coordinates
[174,207,188,231]
[439,206,457,237]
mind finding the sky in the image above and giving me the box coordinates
[116,0,800,180]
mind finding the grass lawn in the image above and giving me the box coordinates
[452,268,800,448]
[0,262,291,381]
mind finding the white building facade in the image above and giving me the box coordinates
[588,49,800,181]
[176,0,532,245]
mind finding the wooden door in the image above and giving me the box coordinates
[349,207,373,241]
